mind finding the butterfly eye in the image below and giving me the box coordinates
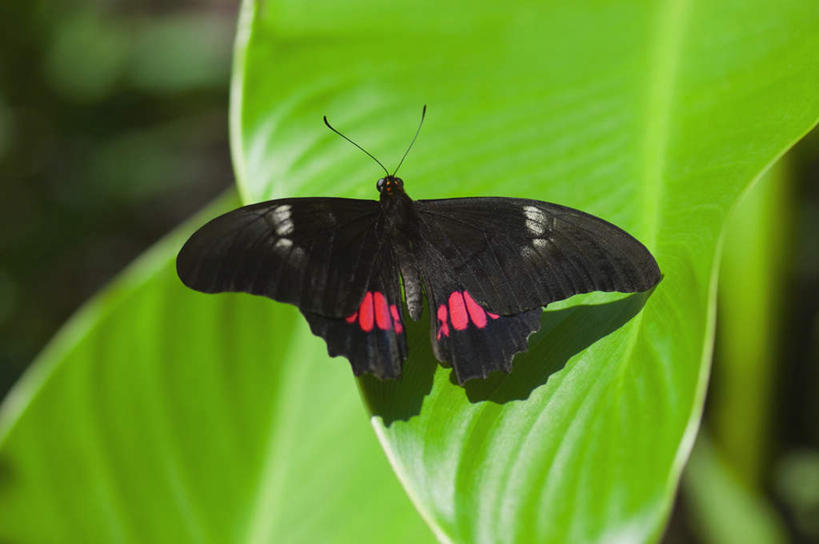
[377,178,386,192]
[395,177,404,187]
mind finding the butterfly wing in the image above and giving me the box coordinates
[426,284,542,383]
[176,197,382,317]
[414,197,660,315]
[177,194,660,384]
[413,197,660,383]
[301,247,408,379]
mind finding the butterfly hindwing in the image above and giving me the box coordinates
[301,248,407,379]
[426,285,541,383]
[176,197,382,317]
[415,197,660,314]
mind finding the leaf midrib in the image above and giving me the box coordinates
[641,0,691,248]
[612,0,692,427]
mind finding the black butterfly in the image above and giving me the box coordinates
[177,107,661,384]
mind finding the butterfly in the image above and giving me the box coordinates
[176,106,661,384]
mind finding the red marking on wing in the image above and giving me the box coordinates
[358,292,374,332]
[436,290,502,340]
[347,292,402,333]
[463,291,488,328]
[373,292,390,330]
[448,292,468,330]
[436,304,450,339]
[390,304,403,334]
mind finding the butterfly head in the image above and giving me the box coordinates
[377,175,404,196]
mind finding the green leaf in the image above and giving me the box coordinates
[712,160,789,487]
[233,0,819,542]
[0,195,433,543]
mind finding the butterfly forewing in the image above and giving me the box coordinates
[177,197,382,317]
[414,197,660,315]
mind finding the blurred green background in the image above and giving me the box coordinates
[1,0,817,542]
[0,0,235,392]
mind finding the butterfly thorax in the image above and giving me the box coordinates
[378,176,418,234]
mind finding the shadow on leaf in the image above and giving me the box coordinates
[361,290,652,425]
[461,290,653,403]
[358,307,438,426]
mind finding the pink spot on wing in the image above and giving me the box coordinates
[448,292,468,330]
[390,304,403,334]
[345,312,357,324]
[487,311,500,320]
[358,292,374,332]
[373,292,390,330]
[463,291,487,328]
[436,304,450,339]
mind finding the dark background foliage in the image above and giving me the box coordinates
[1,0,817,541]
[0,0,234,394]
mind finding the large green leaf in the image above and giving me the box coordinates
[232,0,819,542]
[0,196,432,543]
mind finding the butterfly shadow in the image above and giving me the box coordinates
[357,310,440,426]
[460,289,655,404]
[360,289,654,424]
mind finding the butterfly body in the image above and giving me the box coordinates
[376,175,425,321]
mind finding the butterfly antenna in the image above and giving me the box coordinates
[323,115,390,176]
[392,105,426,176]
